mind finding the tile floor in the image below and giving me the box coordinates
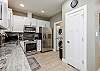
[33,51,78,71]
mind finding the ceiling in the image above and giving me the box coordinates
[8,0,66,18]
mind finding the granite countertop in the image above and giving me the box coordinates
[0,44,13,71]
[0,43,32,71]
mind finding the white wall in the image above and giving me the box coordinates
[87,0,96,71]
[96,0,100,70]
[62,0,96,71]
[50,12,62,29]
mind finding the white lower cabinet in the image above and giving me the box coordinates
[37,40,41,51]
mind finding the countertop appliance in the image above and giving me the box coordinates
[24,25,36,32]
[23,25,36,41]
[24,41,37,52]
[39,27,52,52]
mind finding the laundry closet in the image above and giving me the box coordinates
[54,21,64,60]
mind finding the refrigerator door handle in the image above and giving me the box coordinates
[43,34,46,39]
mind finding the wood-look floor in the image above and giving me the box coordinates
[33,51,78,71]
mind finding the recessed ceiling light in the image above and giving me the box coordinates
[20,4,24,7]
[41,10,45,13]
[0,0,2,3]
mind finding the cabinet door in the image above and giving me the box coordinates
[2,0,8,28]
[37,20,41,27]
[7,8,13,31]
[37,40,41,51]
[37,20,45,27]
[31,18,37,27]
[45,21,50,27]
[37,20,50,27]
[24,17,31,25]
[13,24,24,32]
[13,15,24,32]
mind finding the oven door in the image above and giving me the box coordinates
[26,43,36,51]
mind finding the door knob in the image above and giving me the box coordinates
[67,41,70,43]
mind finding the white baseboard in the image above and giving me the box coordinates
[62,58,65,62]
[53,49,56,52]
[62,58,67,64]
[97,68,100,71]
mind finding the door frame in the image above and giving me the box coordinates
[64,5,87,71]
[53,21,63,51]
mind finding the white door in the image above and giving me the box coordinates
[65,5,87,71]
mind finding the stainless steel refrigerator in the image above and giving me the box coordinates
[39,27,52,52]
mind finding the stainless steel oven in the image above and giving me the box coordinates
[25,41,37,52]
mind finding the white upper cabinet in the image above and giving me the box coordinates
[0,1,2,25]
[37,20,45,27]
[2,0,8,28]
[31,18,37,27]
[13,15,50,32]
[24,17,31,25]
[37,19,50,27]
[0,0,51,30]
[13,15,25,32]
[7,8,13,31]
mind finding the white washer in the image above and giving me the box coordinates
[56,38,60,50]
